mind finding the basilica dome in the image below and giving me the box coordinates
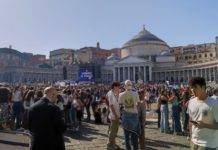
[121,26,170,58]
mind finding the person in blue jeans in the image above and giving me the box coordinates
[123,119,139,150]
[119,80,140,150]
[169,90,182,135]
[12,87,23,130]
[180,90,190,134]
[159,90,170,133]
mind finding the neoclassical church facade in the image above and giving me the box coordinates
[103,26,218,84]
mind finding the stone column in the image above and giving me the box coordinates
[213,67,215,81]
[140,66,143,81]
[113,67,116,81]
[201,69,203,77]
[159,72,161,82]
[117,67,120,82]
[123,67,126,81]
[133,66,135,82]
[215,66,217,82]
[187,70,190,81]
[144,66,147,82]
[127,66,130,80]
[178,71,180,82]
[196,69,199,77]
[149,66,152,81]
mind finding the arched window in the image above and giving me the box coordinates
[205,53,207,57]
[193,55,197,60]
[210,53,213,57]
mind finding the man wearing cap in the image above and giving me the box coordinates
[119,80,140,150]
[28,86,66,150]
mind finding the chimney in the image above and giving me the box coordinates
[96,42,100,49]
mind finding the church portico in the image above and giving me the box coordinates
[112,56,153,83]
[153,61,218,83]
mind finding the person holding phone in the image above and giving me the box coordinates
[187,77,218,150]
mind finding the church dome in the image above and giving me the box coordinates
[121,26,170,58]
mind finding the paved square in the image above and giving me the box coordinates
[0,120,190,150]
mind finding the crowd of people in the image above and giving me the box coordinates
[0,76,217,150]
[0,84,111,131]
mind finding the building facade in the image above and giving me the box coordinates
[1,27,218,84]
[0,48,62,84]
[105,27,218,84]
[75,42,120,65]
[50,48,75,66]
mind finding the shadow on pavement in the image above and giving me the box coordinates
[145,138,190,149]
[65,123,107,141]
[0,139,29,147]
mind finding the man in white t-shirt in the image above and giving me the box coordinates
[106,82,121,150]
[187,77,218,150]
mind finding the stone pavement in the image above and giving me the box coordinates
[65,120,190,150]
[0,131,30,150]
[0,120,190,150]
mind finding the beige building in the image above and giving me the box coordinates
[171,43,217,64]
[0,48,62,83]
[50,49,75,66]
[75,43,119,65]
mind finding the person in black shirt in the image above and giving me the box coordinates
[28,87,66,150]
[85,89,92,121]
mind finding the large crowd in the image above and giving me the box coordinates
[0,77,217,150]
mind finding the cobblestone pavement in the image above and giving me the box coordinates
[0,120,190,150]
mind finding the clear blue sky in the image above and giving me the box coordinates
[0,0,217,56]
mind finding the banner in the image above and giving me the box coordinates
[78,69,93,82]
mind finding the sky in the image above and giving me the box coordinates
[0,0,218,56]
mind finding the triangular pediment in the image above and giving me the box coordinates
[116,56,149,64]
